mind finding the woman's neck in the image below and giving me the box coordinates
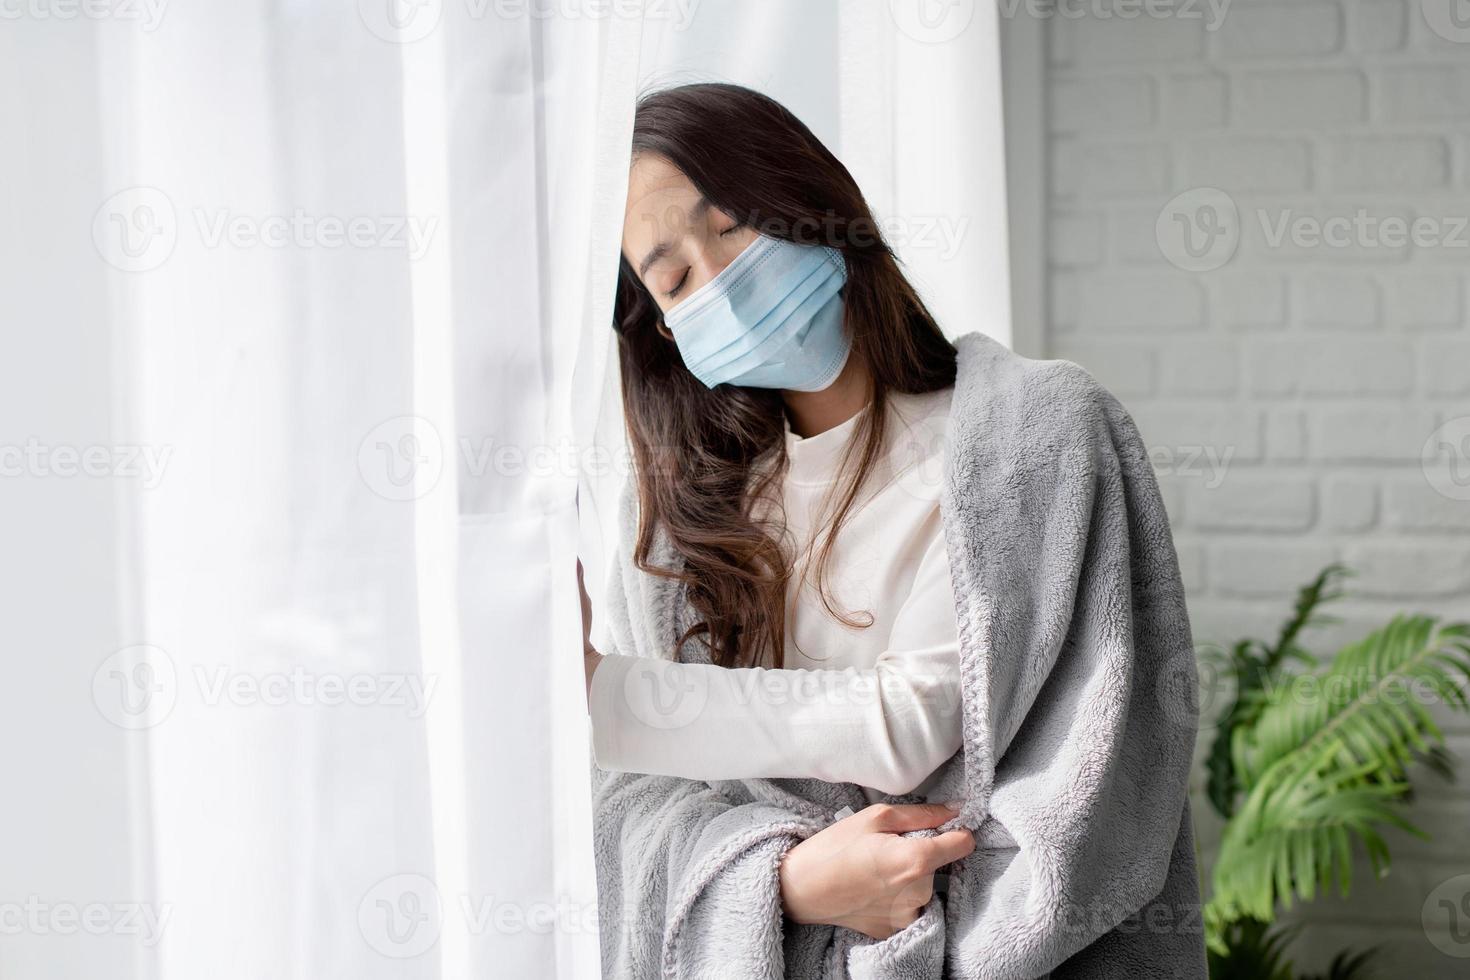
[782,348,872,439]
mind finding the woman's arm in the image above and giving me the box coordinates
[581,544,973,969]
[583,531,963,796]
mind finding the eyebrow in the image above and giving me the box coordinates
[638,195,713,279]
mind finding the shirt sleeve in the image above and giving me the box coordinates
[587,529,963,797]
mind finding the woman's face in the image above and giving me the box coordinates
[621,154,759,324]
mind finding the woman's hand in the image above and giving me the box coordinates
[577,558,602,704]
[778,802,974,941]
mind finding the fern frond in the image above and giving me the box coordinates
[1205,916,1300,976]
[1298,941,1384,980]
[1235,616,1470,790]
[1206,616,1470,938]
[1205,565,1353,820]
[1266,563,1354,669]
[1412,743,1458,785]
[1207,764,1418,926]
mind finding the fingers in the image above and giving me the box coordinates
[914,828,976,871]
[865,802,960,834]
[577,559,595,649]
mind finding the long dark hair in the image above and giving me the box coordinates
[613,82,956,670]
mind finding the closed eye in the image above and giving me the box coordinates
[665,221,745,298]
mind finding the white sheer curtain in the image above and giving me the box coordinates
[3,3,1004,979]
[4,4,637,980]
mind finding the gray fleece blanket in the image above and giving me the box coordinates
[588,329,1208,979]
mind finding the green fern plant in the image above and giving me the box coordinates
[1199,566,1470,963]
[1203,564,1351,820]
[1205,916,1297,980]
[1206,915,1386,980]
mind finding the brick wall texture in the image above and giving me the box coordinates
[1040,1,1470,973]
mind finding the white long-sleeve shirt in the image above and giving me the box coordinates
[588,386,962,802]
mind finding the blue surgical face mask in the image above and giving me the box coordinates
[661,234,851,392]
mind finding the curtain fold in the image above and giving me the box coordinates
[70,5,644,979]
[839,0,1013,346]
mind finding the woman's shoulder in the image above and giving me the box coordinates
[951,330,1131,433]
[888,385,955,426]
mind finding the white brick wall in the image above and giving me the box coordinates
[1039,2,1470,973]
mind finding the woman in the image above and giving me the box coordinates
[579,83,1206,979]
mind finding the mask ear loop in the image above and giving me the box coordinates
[655,317,675,343]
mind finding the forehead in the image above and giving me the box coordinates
[623,154,700,252]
